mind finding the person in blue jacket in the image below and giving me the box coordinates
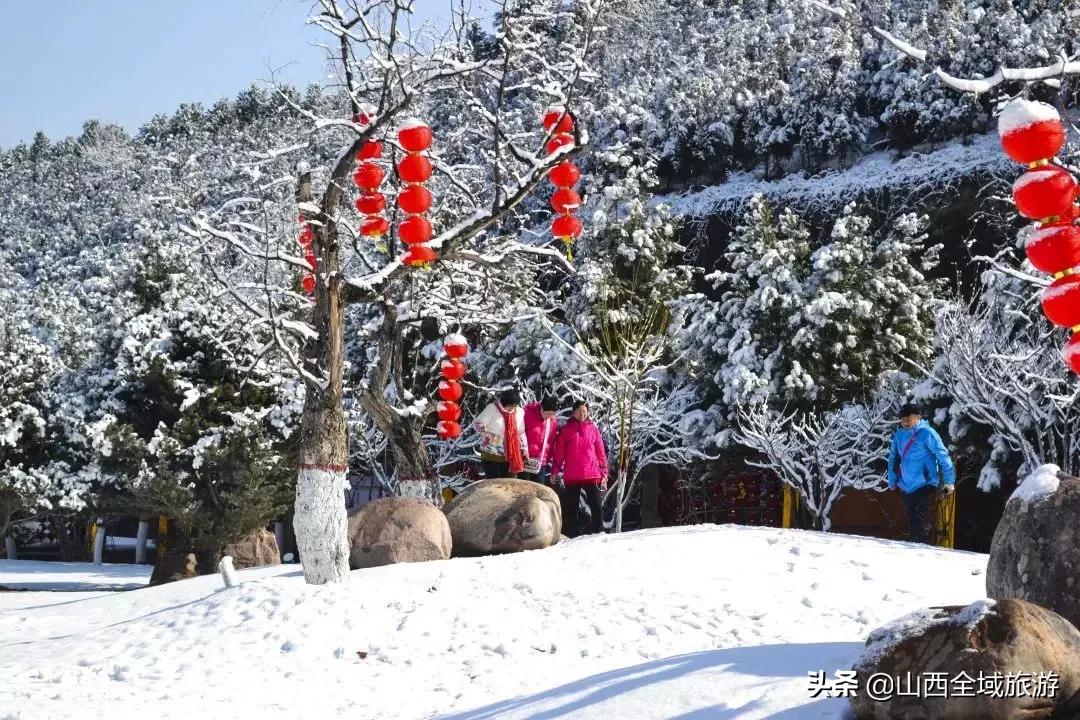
[887,403,955,544]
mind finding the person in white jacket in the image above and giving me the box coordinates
[472,389,529,479]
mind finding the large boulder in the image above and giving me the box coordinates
[987,466,1080,629]
[442,478,561,556]
[850,598,1080,719]
[149,551,201,586]
[347,496,451,569]
[222,528,280,570]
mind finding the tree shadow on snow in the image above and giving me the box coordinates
[436,641,860,720]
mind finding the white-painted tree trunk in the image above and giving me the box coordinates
[92,521,106,565]
[135,520,149,564]
[4,535,15,560]
[294,467,350,584]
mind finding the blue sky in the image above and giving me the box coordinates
[0,0,469,148]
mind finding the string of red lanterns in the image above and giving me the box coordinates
[297,214,316,295]
[544,106,583,259]
[352,108,390,254]
[998,99,1080,374]
[436,333,469,439]
[397,119,437,269]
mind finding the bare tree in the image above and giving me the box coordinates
[733,397,895,531]
[182,0,606,583]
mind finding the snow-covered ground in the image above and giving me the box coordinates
[0,525,987,720]
[0,560,151,592]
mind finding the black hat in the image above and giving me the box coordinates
[899,403,921,419]
[499,389,522,407]
[540,396,557,412]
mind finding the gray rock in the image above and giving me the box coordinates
[987,471,1080,630]
[222,528,280,570]
[347,496,451,569]
[850,598,1080,719]
[443,478,561,555]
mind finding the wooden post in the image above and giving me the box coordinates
[274,521,286,561]
[92,520,106,565]
[157,517,169,557]
[934,491,956,549]
[135,520,150,564]
[4,535,15,560]
[781,485,796,529]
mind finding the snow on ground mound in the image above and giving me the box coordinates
[0,559,151,591]
[1011,463,1061,503]
[660,132,1011,217]
[0,525,987,720]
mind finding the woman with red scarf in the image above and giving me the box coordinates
[472,389,529,479]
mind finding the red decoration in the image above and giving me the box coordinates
[399,120,434,153]
[1064,332,1080,374]
[552,214,583,239]
[397,184,433,214]
[550,188,582,214]
[355,192,387,215]
[301,274,316,294]
[441,359,467,381]
[304,250,317,268]
[404,244,437,267]
[298,225,314,246]
[1013,165,1077,220]
[543,107,574,134]
[398,215,432,245]
[352,162,385,191]
[444,333,468,359]
[550,161,581,188]
[545,132,575,156]
[1026,225,1080,275]
[436,420,462,440]
[437,401,461,422]
[1041,274,1080,327]
[438,379,462,402]
[360,216,389,237]
[357,140,383,161]
[397,154,433,184]
[999,100,1065,165]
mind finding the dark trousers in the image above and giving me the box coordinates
[902,485,936,544]
[558,483,604,537]
[481,460,517,480]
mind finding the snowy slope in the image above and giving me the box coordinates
[0,525,987,720]
[660,132,1012,217]
[0,560,151,592]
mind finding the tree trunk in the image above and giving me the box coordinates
[4,535,15,560]
[293,169,350,585]
[92,519,105,565]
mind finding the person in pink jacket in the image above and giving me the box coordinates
[522,397,558,485]
[551,400,609,536]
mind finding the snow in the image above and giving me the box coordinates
[1010,463,1061,502]
[399,117,429,130]
[0,560,151,591]
[1014,166,1064,192]
[855,599,996,671]
[0,525,987,720]
[998,99,1061,136]
[661,132,1012,217]
[1041,275,1080,302]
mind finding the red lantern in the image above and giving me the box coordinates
[353,109,372,126]
[399,119,433,153]
[1040,274,1080,327]
[355,192,386,215]
[1013,165,1078,220]
[302,274,316,294]
[545,133,575,156]
[550,161,581,187]
[398,215,433,245]
[398,154,433,184]
[998,100,1066,165]
[543,106,574,134]
[550,188,582,214]
[404,244,438,267]
[437,401,461,422]
[441,358,467,381]
[397,184,433,214]
[352,162,385,191]
[1063,332,1080,374]
[436,420,462,440]
[299,225,314,246]
[360,215,389,237]
[444,333,468,359]
[438,379,462,402]
[304,249,317,268]
[552,214,584,239]
[356,140,382,161]
[1025,225,1080,275]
